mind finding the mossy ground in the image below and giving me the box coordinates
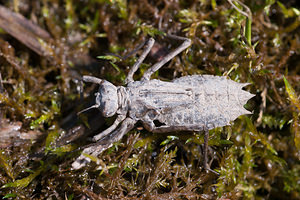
[0,0,299,199]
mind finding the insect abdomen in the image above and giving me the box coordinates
[164,75,254,130]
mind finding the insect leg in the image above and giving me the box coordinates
[125,38,155,84]
[203,129,219,174]
[100,117,136,144]
[92,114,126,141]
[141,35,191,81]
[203,129,209,171]
[72,117,136,169]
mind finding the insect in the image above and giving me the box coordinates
[72,35,254,170]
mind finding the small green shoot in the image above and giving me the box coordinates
[283,76,300,111]
[2,168,42,189]
[160,135,179,146]
[0,151,14,180]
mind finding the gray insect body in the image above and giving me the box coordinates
[72,36,254,170]
[127,75,252,133]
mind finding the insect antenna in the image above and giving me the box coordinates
[77,104,99,115]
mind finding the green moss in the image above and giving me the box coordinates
[0,0,299,199]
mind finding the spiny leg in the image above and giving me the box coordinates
[93,114,126,141]
[202,129,219,175]
[98,117,136,144]
[90,117,136,158]
[72,117,136,170]
[125,38,155,84]
[203,129,209,171]
[72,141,114,170]
[141,35,191,81]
